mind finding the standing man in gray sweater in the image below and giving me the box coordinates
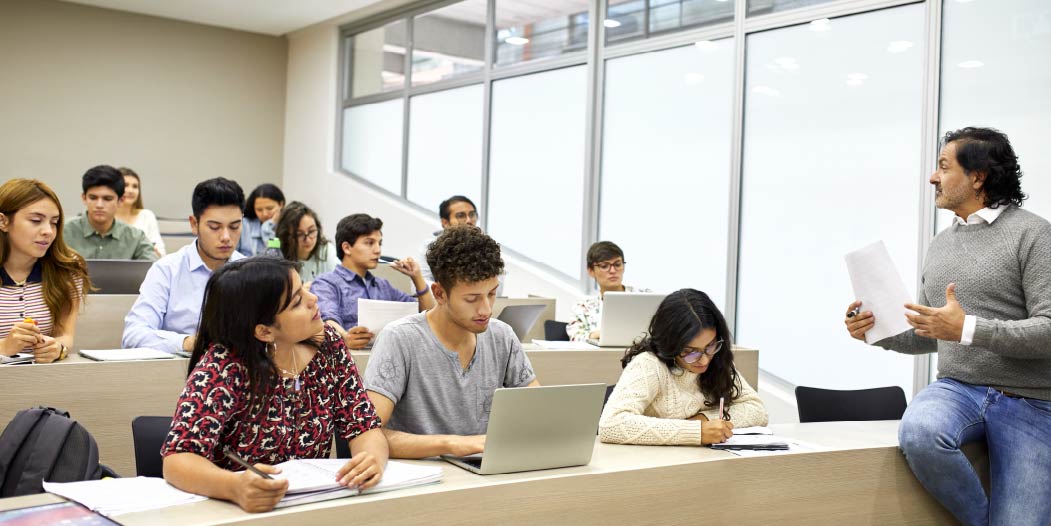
[844,127,1051,526]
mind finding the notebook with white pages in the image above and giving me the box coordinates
[79,348,176,361]
[1,352,36,365]
[272,459,443,509]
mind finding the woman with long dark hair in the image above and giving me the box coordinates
[161,257,388,513]
[274,202,339,282]
[599,289,767,445]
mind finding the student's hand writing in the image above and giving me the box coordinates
[336,450,385,490]
[344,326,374,349]
[390,258,421,277]
[844,301,874,341]
[2,322,41,355]
[700,419,734,445]
[905,284,965,342]
[230,464,288,513]
[32,335,62,363]
[446,435,486,457]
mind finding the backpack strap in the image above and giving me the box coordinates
[0,408,48,494]
[14,409,76,495]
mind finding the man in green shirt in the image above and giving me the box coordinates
[64,165,156,261]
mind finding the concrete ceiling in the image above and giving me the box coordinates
[60,0,387,36]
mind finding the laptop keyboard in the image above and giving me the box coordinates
[462,457,483,469]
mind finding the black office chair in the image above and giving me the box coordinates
[543,320,570,341]
[334,437,351,459]
[794,386,907,423]
[603,385,616,409]
[131,416,172,477]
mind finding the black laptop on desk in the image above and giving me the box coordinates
[86,259,153,294]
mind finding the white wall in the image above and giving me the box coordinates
[283,17,586,321]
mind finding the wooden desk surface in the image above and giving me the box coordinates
[0,421,956,525]
[0,348,757,477]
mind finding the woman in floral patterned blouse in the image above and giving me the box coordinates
[567,241,649,342]
[162,257,388,513]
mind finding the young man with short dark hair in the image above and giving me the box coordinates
[364,225,538,459]
[312,213,435,350]
[123,177,246,353]
[64,165,156,261]
[418,195,478,283]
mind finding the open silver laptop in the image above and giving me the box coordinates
[496,304,546,342]
[442,383,606,475]
[587,291,666,347]
[86,259,154,294]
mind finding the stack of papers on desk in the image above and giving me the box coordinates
[43,477,206,516]
[1,352,35,365]
[79,348,175,361]
[273,459,442,509]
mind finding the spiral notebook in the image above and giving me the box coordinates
[272,459,442,509]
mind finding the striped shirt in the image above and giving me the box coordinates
[0,263,52,341]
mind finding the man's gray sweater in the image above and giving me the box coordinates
[876,205,1051,401]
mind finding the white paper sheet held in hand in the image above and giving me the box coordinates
[357,299,418,336]
[844,241,913,344]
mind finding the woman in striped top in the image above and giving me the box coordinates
[0,179,91,363]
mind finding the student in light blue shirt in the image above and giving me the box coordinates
[122,178,246,353]
[237,184,283,256]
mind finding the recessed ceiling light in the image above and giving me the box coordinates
[810,18,832,32]
[958,60,984,68]
[694,40,718,52]
[886,40,914,53]
[505,36,530,46]
[846,79,864,86]
[753,85,781,97]
[603,19,622,28]
[846,73,869,81]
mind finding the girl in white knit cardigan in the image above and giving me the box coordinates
[599,289,768,446]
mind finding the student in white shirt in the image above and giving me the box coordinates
[567,241,647,341]
[115,167,166,257]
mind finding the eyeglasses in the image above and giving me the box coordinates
[593,260,625,272]
[453,211,479,221]
[679,339,724,364]
[295,229,318,242]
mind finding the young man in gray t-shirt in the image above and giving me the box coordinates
[364,226,538,459]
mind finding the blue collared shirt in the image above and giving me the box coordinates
[122,241,245,353]
[312,265,415,329]
[237,217,275,257]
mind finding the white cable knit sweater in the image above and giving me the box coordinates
[599,351,768,445]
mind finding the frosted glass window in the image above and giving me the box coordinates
[341,100,403,195]
[600,39,735,308]
[736,4,925,395]
[350,20,407,98]
[406,85,484,212]
[413,1,486,86]
[488,66,588,277]
[932,0,1051,380]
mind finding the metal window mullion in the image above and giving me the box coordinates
[725,0,748,334]
[400,16,414,198]
[912,0,943,396]
[480,0,496,232]
[582,0,608,291]
[743,0,920,34]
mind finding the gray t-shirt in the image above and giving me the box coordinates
[364,312,536,435]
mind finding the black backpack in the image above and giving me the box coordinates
[0,406,116,496]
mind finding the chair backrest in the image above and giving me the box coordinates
[794,386,907,423]
[131,416,172,477]
[544,320,570,341]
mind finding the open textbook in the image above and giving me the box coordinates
[272,459,442,509]
[844,241,913,343]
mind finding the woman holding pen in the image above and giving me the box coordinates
[599,289,768,446]
[161,257,388,513]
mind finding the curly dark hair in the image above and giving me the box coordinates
[622,289,738,415]
[426,225,504,290]
[943,127,1026,209]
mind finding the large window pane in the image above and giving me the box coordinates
[933,0,1051,380]
[488,66,587,277]
[341,100,403,194]
[607,0,735,43]
[747,0,837,17]
[737,5,925,394]
[350,20,407,98]
[413,1,486,87]
[495,1,590,67]
[406,85,484,211]
[600,39,735,307]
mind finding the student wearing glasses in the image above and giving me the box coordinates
[567,241,648,342]
[599,289,767,446]
[418,195,480,284]
[274,202,339,283]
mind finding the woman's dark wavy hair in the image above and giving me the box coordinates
[188,257,301,413]
[943,127,1026,209]
[243,183,285,220]
[622,289,738,414]
[275,201,328,262]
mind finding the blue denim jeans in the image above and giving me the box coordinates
[898,378,1051,526]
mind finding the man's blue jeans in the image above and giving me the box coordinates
[899,378,1051,526]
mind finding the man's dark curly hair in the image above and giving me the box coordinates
[426,225,504,291]
[943,127,1026,209]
